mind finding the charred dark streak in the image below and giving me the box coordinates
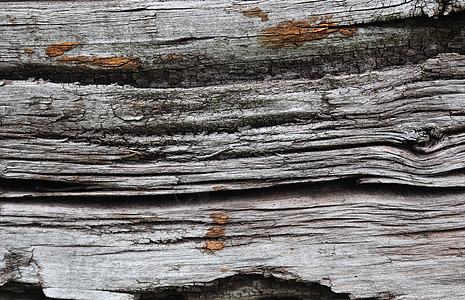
[131,236,223,246]
[166,36,218,45]
[105,7,150,13]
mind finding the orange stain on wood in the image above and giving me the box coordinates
[259,18,357,49]
[91,57,140,68]
[24,48,35,54]
[57,55,88,62]
[242,7,269,22]
[57,56,141,69]
[203,241,226,253]
[6,15,17,24]
[210,212,230,224]
[45,42,83,57]
[205,226,226,238]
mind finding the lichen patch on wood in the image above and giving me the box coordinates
[210,212,230,224]
[57,56,141,69]
[24,48,34,54]
[205,226,226,238]
[242,7,269,22]
[45,42,83,57]
[259,18,356,48]
[202,241,226,253]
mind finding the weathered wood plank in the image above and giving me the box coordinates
[2,184,465,299]
[1,1,464,87]
[2,1,465,299]
[1,1,464,297]
[2,53,465,197]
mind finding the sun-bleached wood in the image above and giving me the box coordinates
[2,185,465,300]
[2,53,465,197]
[2,0,465,299]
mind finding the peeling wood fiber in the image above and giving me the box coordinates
[2,54,465,196]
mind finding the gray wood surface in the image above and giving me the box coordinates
[2,184,465,299]
[2,53,465,197]
[1,0,464,87]
[2,0,465,299]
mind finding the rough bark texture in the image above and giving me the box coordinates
[2,0,465,299]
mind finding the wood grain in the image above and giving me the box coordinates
[2,184,465,299]
[2,1,465,299]
[0,1,464,87]
[2,53,465,197]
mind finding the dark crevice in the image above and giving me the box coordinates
[134,274,352,300]
[382,226,465,237]
[0,272,377,300]
[0,283,50,300]
[4,176,465,203]
[0,12,464,88]
[0,178,91,193]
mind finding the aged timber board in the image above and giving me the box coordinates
[2,184,465,300]
[1,1,465,300]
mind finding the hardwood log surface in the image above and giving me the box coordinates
[2,0,465,299]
